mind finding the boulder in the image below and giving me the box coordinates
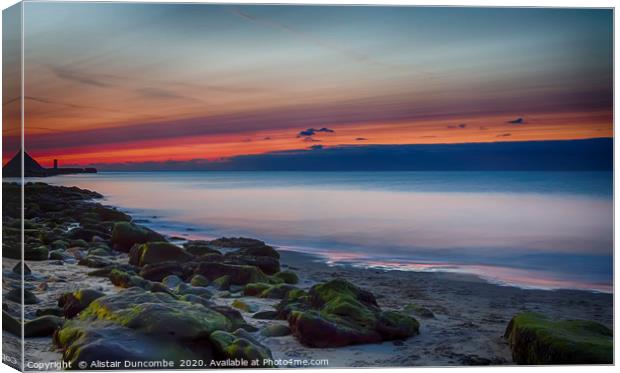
[139,262,186,282]
[210,329,273,366]
[8,288,39,304]
[190,274,209,287]
[504,312,612,364]
[260,324,291,337]
[231,300,258,313]
[252,310,279,320]
[2,310,21,336]
[282,279,419,347]
[24,315,64,337]
[12,261,31,275]
[74,288,233,339]
[225,254,280,275]
[212,275,231,290]
[58,289,106,318]
[129,242,193,267]
[184,241,221,256]
[162,275,183,289]
[274,271,299,284]
[110,222,165,252]
[194,262,269,285]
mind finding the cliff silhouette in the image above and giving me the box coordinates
[2,150,97,177]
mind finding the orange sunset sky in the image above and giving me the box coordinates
[2,4,613,168]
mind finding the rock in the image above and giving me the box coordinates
[59,289,106,318]
[283,279,419,347]
[231,300,258,313]
[212,275,231,290]
[190,274,209,287]
[149,282,176,296]
[54,320,207,366]
[36,308,65,317]
[139,262,186,282]
[78,255,114,268]
[25,245,49,260]
[24,315,64,337]
[261,284,297,299]
[8,288,39,304]
[69,239,89,247]
[504,312,612,364]
[71,288,233,339]
[50,240,69,250]
[225,254,280,275]
[244,283,271,297]
[194,262,269,285]
[184,240,221,256]
[12,261,31,275]
[108,269,149,289]
[210,329,273,366]
[175,283,213,299]
[404,303,435,318]
[209,237,266,249]
[261,324,291,337]
[68,228,110,242]
[110,222,165,252]
[2,310,21,336]
[129,242,193,266]
[274,271,299,284]
[87,247,111,257]
[252,310,279,320]
[49,249,71,261]
[162,275,183,289]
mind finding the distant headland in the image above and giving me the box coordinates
[2,150,97,177]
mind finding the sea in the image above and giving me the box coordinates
[29,171,613,292]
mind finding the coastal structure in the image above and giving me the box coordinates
[2,150,97,177]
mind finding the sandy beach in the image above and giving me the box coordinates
[3,248,612,368]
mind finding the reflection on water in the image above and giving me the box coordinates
[33,171,613,292]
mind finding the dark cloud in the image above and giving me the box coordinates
[479,126,489,130]
[309,145,324,150]
[447,123,467,129]
[497,133,512,137]
[508,117,525,124]
[355,138,368,141]
[297,127,335,137]
[263,137,272,140]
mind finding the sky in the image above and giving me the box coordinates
[2,3,613,168]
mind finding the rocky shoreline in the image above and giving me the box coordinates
[2,182,613,369]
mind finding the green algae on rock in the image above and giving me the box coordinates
[504,312,612,364]
[279,278,419,347]
[111,222,165,252]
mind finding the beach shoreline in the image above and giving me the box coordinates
[1,182,613,368]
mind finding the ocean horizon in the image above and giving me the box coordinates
[29,170,613,293]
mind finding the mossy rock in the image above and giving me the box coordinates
[195,262,269,285]
[110,222,165,252]
[273,271,299,284]
[108,269,149,289]
[261,324,291,337]
[504,312,612,364]
[212,275,231,290]
[78,288,232,339]
[54,320,208,367]
[283,279,419,347]
[87,247,111,257]
[131,241,193,266]
[184,241,221,256]
[210,329,273,366]
[231,300,258,313]
[25,245,49,261]
[49,249,70,261]
[190,274,209,287]
[2,310,21,336]
[50,240,69,251]
[261,284,297,299]
[244,282,271,296]
[252,310,279,320]
[58,289,106,318]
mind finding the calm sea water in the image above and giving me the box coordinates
[35,171,613,292]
